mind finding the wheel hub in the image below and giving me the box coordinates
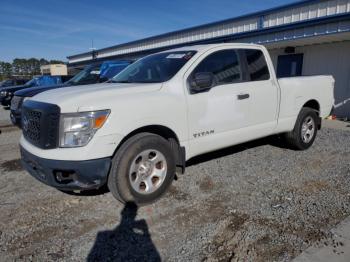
[129,149,167,195]
[301,116,315,143]
[138,161,153,177]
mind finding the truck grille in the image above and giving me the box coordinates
[23,110,42,142]
[22,101,60,149]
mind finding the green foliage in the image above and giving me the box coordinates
[49,60,65,64]
[0,58,65,80]
[0,62,12,79]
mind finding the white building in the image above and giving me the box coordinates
[40,64,68,76]
[67,0,350,118]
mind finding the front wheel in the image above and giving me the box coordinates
[284,107,319,150]
[108,133,176,205]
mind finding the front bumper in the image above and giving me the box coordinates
[20,146,111,191]
[10,110,21,127]
[10,96,23,127]
[1,96,12,106]
[0,96,6,106]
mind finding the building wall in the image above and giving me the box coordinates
[41,64,68,76]
[40,65,51,75]
[263,0,350,28]
[269,40,350,118]
[50,64,67,76]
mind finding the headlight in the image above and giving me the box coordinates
[59,110,110,148]
[0,91,7,97]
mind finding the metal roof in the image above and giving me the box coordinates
[67,0,350,63]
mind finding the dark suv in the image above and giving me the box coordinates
[0,79,29,87]
[10,60,131,127]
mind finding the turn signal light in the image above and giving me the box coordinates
[94,114,108,129]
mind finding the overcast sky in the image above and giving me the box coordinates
[0,0,298,62]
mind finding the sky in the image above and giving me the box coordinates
[0,0,298,62]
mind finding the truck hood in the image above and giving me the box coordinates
[30,82,163,112]
[15,84,68,97]
[0,84,30,94]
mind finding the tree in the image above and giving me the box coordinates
[39,58,49,66]
[49,59,65,64]
[27,58,41,75]
[0,62,12,80]
[0,58,66,79]
[12,58,22,75]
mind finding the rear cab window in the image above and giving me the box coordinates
[243,49,270,81]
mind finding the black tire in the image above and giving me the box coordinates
[284,107,319,150]
[108,133,176,205]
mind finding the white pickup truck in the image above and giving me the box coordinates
[20,43,334,204]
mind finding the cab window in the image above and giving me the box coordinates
[244,49,270,81]
[192,49,242,85]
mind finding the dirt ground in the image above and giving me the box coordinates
[0,108,350,261]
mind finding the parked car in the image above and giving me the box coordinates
[10,60,131,126]
[0,75,62,107]
[19,43,334,205]
[60,75,75,82]
[0,79,29,87]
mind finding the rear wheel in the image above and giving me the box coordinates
[284,107,319,150]
[108,133,176,205]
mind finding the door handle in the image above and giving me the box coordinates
[237,93,250,100]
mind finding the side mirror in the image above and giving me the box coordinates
[190,72,214,93]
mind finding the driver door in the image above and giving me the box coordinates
[185,48,252,156]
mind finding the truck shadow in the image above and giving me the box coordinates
[58,184,110,196]
[187,135,289,167]
[87,202,161,262]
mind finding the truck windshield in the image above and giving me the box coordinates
[25,78,36,87]
[66,65,101,85]
[0,80,12,87]
[111,51,196,83]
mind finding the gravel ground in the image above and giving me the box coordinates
[0,110,349,261]
[0,106,11,126]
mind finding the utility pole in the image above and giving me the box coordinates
[89,39,97,60]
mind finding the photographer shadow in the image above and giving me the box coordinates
[87,202,161,262]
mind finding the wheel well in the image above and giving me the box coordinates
[114,125,186,173]
[120,125,180,144]
[302,99,321,129]
[303,100,320,115]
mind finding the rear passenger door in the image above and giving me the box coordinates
[241,49,278,128]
